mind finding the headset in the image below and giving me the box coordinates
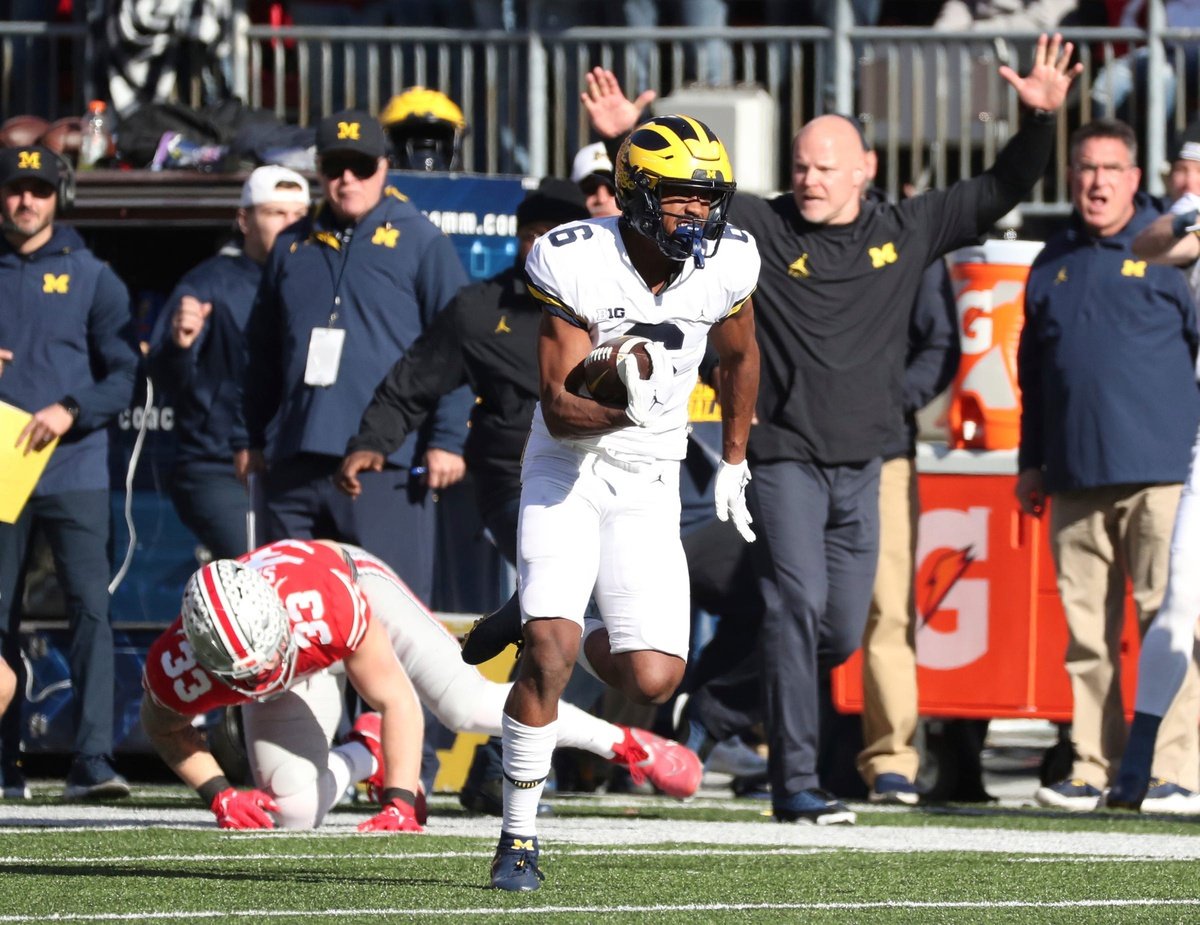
[48,148,76,213]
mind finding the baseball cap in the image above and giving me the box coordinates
[1174,121,1200,163]
[315,110,387,159]
[240,165,311,208]
[0,144,61,190]
[516,177,589,228]
[571,142,614,186]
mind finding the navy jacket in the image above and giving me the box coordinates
[0,225,137,495]
[146,244,261,469]
[1018,196,1200,493]
[241,188,471,470]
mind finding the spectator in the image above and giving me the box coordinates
[380,87,468,172]
[0,657,14,797]
[1018,118,1200,813]
[0,144,139,800]
[621,1,734,88]
[571,142,621,218]
[1090,0,1200,123]
[236,110,471,604]
[933,0,1079,30]
[578,35,1079,826]
[487,114,760,891]
[141,538,700,828]
[858,254,961,805]
[1085,121,1200,815]
[147,166,310,560]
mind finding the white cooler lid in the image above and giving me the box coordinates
[948,239,1044,266]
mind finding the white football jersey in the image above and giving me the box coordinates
[1169,193,1200,380]
[525,215,760,460]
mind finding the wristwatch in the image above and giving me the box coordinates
[59,395,81,420]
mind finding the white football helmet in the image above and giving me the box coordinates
[181,559,296,697]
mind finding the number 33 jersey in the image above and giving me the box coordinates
[525,215,759,461]
[142,540,370,715]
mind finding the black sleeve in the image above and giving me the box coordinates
[346,301,469,456]
[904,258,961,414]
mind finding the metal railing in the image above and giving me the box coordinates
[6,9,1200,212]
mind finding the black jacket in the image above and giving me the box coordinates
[348,264,539,513]
[729,110,1055,465]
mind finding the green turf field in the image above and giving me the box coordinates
[1,787,1199,923]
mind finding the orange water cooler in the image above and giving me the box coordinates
[945,239,1043,450]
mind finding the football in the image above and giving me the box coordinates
[39,117,83,163]
[0,114,50,149]
[579,335,654,406]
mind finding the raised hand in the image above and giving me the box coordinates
[581,67,656,140]
[171,295,212,350]
[999,33,1083,113]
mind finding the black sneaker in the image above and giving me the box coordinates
[1,758,31,800]
[869,772,921,806]
[62,755,131,801]
[490,831,545,892]
[773,787,856,825]
[461,594,523,665]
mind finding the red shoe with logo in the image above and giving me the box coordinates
[611,726,703,799]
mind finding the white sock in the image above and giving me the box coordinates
[555,700,624,758]
[501,712,557,836]
[575,617,607,682]
[329,741,373,792]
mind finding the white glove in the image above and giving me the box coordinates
[714,459,755,543]
[619,340,671,427]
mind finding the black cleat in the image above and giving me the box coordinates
[461,593,523,665]
[490,832,545,891]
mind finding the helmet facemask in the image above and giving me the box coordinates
[616,115,737,268]
[181,560,297,699]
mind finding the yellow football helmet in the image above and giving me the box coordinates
[615,114,736,265]
[380,87,467,171]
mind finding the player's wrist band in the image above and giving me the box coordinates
[197,776,232,805]
[381,787,416,806]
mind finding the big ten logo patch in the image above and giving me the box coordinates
[915,506,989,671]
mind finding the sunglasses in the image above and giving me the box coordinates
[320,155,379,180]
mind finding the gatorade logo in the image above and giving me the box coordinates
[915,506,989,671]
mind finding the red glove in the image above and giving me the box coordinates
[209,787,279,829]
[358,798,424,833]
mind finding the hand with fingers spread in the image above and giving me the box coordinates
[357,797,424,833]
[999,32,1083,113]
[581,66,656,140]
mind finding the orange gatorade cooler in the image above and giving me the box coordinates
[946,239,1043,449]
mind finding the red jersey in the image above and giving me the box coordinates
[142,540,370,715]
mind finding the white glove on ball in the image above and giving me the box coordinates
[620,340,671,427]
[714,459,755,543]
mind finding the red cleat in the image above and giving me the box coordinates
[611,726,703,799]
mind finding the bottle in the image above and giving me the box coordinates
[78,100,113,170]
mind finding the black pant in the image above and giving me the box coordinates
[0,490,115,757]
[169,463,252,560]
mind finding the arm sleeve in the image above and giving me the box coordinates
[75,265,138,432]
[904,258,961,414]
[238,259,285,451]
[145,277,209,407]
[1017,262,1048,471]
[911,110,1057,260]
[414,233,472,454]
[347,303,469,456]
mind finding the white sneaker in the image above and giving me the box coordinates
[1140,778,1200,815]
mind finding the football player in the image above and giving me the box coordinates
[142,538,701,831]
[490,115,760,891]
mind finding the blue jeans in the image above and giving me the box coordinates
[1092,45,1200,120]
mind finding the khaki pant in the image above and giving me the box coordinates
[857,456,920,785]
[1050,484,1200,791]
